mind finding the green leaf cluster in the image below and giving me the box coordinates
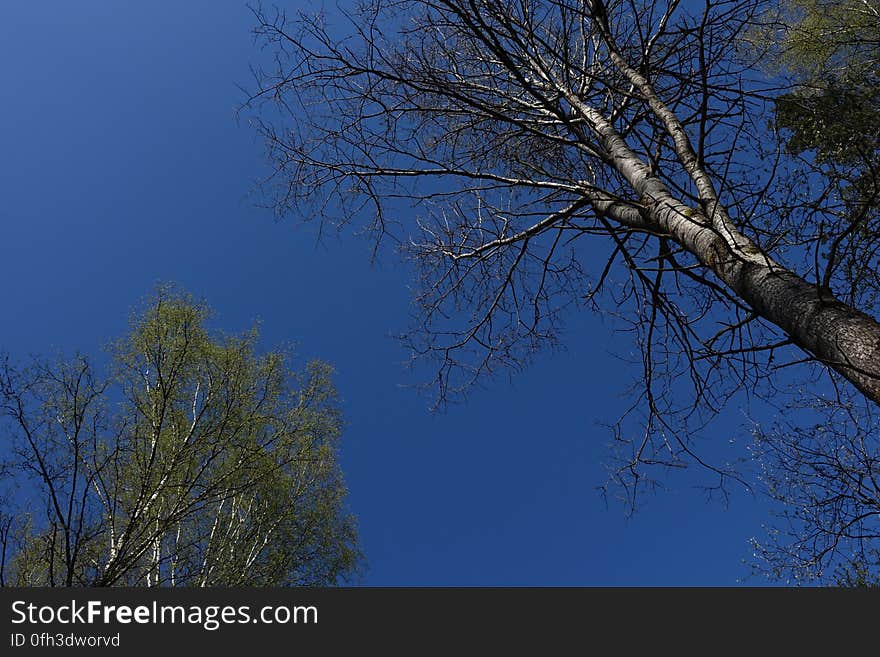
[1,286,361,586]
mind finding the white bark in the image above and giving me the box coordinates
[590,103,880,404]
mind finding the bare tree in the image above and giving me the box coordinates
[750,389,880,584]
[0,287,360,586]
[242,0,880,574]
[245,0,879,399]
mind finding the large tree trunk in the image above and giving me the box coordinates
[647,193,880,405]
[586,99,880,404]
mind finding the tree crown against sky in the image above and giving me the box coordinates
[242,0,880,582]
[244,0,880,406]
[0,286,360,586]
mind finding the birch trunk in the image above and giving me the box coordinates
[598,131,880,404]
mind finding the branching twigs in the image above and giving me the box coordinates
[243,1,880,515]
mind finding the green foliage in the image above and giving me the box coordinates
[775,80,880,165]
[768,0,879,81]
[755,0,880,306]
[0,286,361,586]
[834,552,880,588]
[767,0,879,160]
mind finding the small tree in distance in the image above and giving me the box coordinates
[0,286,361,586]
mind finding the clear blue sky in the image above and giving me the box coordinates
[0,0,774,585]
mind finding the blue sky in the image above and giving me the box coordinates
[0,0,774,585]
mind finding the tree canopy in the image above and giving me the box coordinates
[242,0,880,583]
[0,287,360,586]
